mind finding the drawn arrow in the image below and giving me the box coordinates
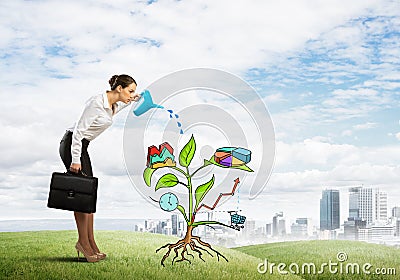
[195,178,240,213]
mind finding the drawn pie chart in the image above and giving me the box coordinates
[214,147,251,167]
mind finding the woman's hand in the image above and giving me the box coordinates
[131,93,141,102]
[70,163,82,173]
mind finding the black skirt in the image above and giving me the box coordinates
[59,131,93,176]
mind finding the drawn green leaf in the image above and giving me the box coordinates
[143,167,156,187]
[177,205,189,223]
[179,134,196,167]
[155,173,179,191]
[195,175,215,209]
[203,159,212,167]
[206,156,254,172]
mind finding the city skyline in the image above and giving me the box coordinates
[139,184,400,235]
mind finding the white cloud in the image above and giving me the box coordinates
[363,80,400,90]
[0,0,399,223]
[260,138,400,222]
[271,105,317,137]
[269,164,400,192]
[332,88,378,98]
[353,122,378,130]
[263,93,285,104]
[0,0,385,84]
[275,138,400,172]
[342,130,352,137]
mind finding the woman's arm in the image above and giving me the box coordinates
[71,97,102,165]
[114,101,132,114]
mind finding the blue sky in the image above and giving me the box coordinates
[0,0,399,228]
[246,14,400,148]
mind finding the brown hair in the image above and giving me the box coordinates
[109,74,137,90]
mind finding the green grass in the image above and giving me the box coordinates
[0,230,299,280]
[235,240,400,279]
[1,231,399,279]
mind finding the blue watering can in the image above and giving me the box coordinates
[133,89,164,116]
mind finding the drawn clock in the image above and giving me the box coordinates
[159,192,179,212]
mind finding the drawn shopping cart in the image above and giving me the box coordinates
[228,211,246,231]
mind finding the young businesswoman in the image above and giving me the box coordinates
[59,74,140,262]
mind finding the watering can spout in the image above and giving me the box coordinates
[152,104,164,109]
[133,89,164,116]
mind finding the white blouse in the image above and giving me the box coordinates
[67,92,131,164]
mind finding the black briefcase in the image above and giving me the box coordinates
[47,171,98,213]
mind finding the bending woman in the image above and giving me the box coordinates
[59,74,140,262]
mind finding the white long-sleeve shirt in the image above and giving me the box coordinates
[67,92,131,164]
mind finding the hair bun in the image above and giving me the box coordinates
[109,75,119,87]
[108,74,136,90]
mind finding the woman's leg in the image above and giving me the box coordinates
[78,146,100,253]
[87,213,101,253]
[74,212,95,255]
[59,132,97,256]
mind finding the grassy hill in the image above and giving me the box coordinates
[0,230,298,280]
[0,231,399,279]
[235,239,400,279]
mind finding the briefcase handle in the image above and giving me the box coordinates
[66,170,89,177]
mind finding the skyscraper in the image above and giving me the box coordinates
[171,214,178,235]
[392,207,400,218]
[359,187,373,224]
[320,189,340,230]
[272,212,283,236]
[349,187,361,219]
[278,219,286,236]
[350,186,387,225]
[266,223,272,236]
[291,218,313,237]
[375,190,387,223]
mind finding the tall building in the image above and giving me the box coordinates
[392,207,400,218]
[351,186,387,225]
[291,218,312,237]
[266,223,272,236]
[375,190,387,223]
[359,187,373,224]
[244,220,256,237]
[343,217,366,240]
[171,214,178,235]
[272,212,283,236]
[278,219,286,236]
[349,187,361,219]
[320,189,340,230]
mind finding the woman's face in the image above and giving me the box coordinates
[120,83,138,103]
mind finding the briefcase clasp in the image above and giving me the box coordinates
[67,190,75,198]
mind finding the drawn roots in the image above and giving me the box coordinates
[156,234,228,266]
